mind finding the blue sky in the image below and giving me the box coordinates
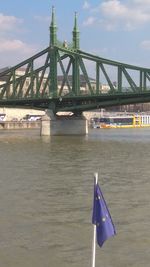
[1,0,150,71]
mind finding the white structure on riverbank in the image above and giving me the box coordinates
[0,107,45,121]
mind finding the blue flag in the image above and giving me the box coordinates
[92,182,116,247]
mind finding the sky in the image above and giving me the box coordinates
[1,0,150,71]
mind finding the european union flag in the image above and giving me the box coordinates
[92,182,116,247]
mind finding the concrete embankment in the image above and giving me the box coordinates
[0,121,41,130]
[0,107,43,130]
[0,107,45,121]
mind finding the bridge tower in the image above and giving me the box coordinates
[72,12,80,50]
[41,7,88,136]
[72,12,80,97]
[49,6,57,99]
[50,6,57,46]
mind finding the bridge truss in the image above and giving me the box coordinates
[0,8,150,113]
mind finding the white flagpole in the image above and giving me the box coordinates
[91,172,98,267]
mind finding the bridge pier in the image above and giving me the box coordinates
[40,110,88,136]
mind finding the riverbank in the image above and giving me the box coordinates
[0,107,45,121]
[0,121,41,130]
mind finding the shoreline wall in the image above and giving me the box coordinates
[0,107,45,121]
[0,121,41,130]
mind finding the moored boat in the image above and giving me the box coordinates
[90,114,150,129]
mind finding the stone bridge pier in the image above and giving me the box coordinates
[40,110,88,136]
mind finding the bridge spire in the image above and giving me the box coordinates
[50,6,57,46]
[72,12,80,50]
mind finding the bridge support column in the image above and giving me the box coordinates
[40,110,88,136]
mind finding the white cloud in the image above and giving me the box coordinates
[0,13,22,31]
[83,16,96,26]
[101,0,127,18]
[0,38,38,68]
[0,38,35,54]
[83,1,90,10]
[0,14,38,67]
[140,40,150,50]
[83,0,150,31]
[101,0,150,30]
[133,0,150,5]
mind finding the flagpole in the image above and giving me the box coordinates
[91,172,98,267]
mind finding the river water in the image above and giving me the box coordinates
[0,128,150,267]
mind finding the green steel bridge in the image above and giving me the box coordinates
[1,7,150,114]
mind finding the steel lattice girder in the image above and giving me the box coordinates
[0,45,150,111]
